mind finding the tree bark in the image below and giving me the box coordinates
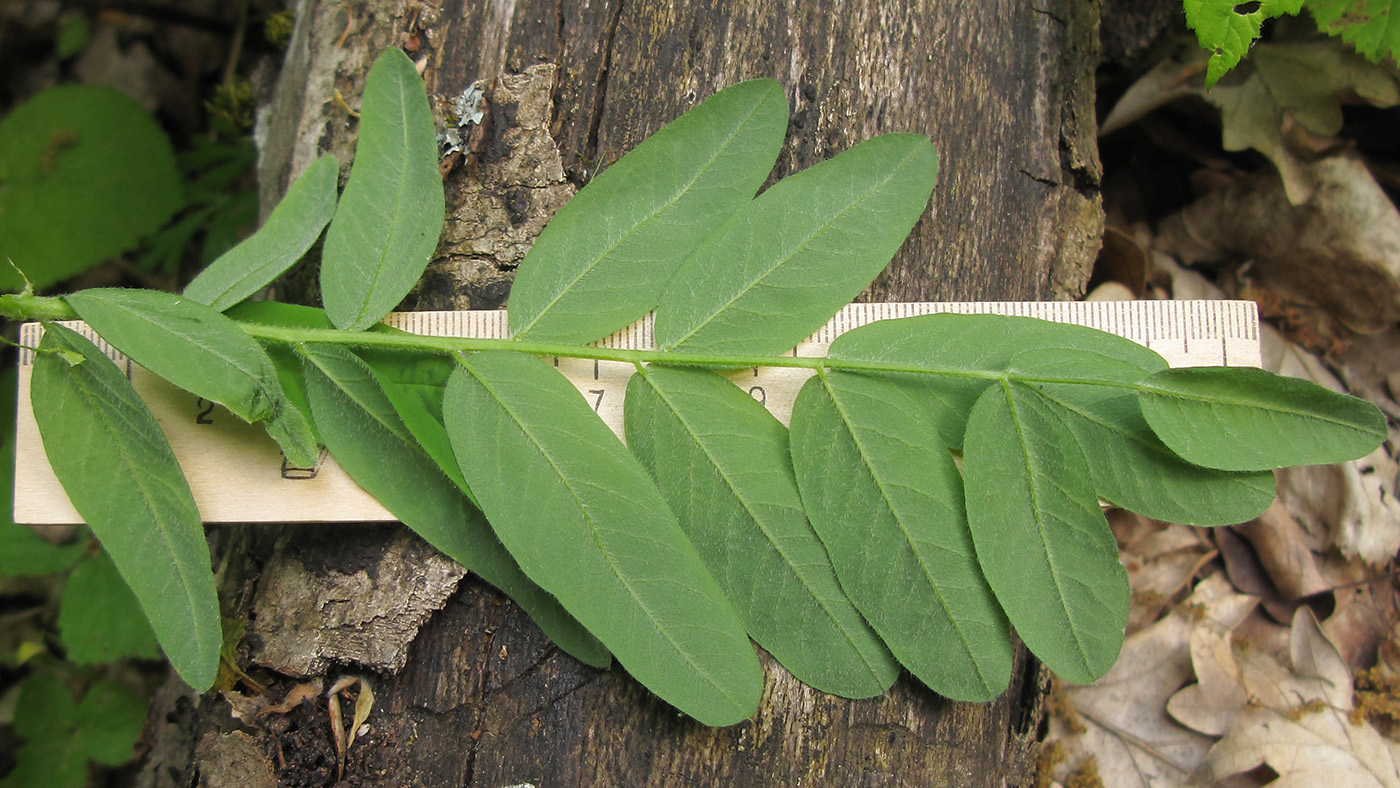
[141,1,1103,786]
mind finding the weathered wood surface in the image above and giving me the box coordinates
[141,0,1103,785]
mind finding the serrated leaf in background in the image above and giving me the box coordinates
[791,371,1013,702]
[446,352,761,725]
[0,85,181,290]
[31,324,220,691]
[58,551,159,664]
[625,365,898,699]
[0,674,147,788]
[297,344,608,668]
[963,380,1128,685]
[183,154,338,311]
[509,79,788,344]
[1182,0,1305,87]
[65,288,317,466]
[1007,348,1277,526]
[1309,0,1400,63]
[321,48,444,331]
[1139,366,1388,471]
[654,134,938,355]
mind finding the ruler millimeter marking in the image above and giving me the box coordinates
[13,300,1261,525]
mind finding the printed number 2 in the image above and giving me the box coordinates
[588,389,605,411]
[195,398,215,425]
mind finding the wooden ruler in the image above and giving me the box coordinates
[13,300,1261,525]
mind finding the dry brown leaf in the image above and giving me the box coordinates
[1206,608,1400,787]
[1045,573,1257,787]
[255,680,321,718]
[1113,511,1214,633]
[1235,502,1332,603]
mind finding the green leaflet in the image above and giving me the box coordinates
[0,674,147,788]
[1007,348,1276,526]
[625,365,897,699]
[31,324,220,690]
[790,371,1014,702]
[64,288,317,467]
[58,551,160,664]
[225,301,344,446]
[183,154,338,311]
[0,85,181,291]
[355,347,473,502]
[828,313,1167,447]
[1139,366,1389,471]
[445,351,761,726]
[509,79,788,344]
[963,380,1128,685]
[655,134,938,355]
[321,48,444,331]
[296,344,607,667]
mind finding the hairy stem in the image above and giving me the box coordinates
[0,292,1146,390]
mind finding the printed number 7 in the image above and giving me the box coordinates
[589,389,604,411]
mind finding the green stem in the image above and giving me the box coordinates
[0,292,1146,390]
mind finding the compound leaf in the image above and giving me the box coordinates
[625,365,897,699]
[445,351,761,725]
[321,48,444,331]
[791,370,1013,701]
[654,134,938,355]
[509,79,787,343]
[183,154,338,311]
[65,288,317,466]
[297,343,607,667]
[1008,348,1276,526]
[1139,366,1388,471]
[963,380,1127,685]
[31,324,220,690]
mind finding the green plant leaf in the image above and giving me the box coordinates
[1182,0,1305,87]
[1139,366,1388,471]
[321,48,444,330]
[963,380,1127,684]
[356,347,474,501]
[31,324,220,690]
[1007,348,1276,526]
[65,288,317,466]
[508,79,788,343]
[445,351,761,725]
[297,343,607,667]
[790,371,1014,701]
[183,154,339,311]
[654,134,938,354]
[1309,0,1400,63]
[0,674,146,788]
[58,551,160,664]
[0,85,181,290]
[0,525,86,576]
[827,313,1167,447]
[625,365,897,699]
